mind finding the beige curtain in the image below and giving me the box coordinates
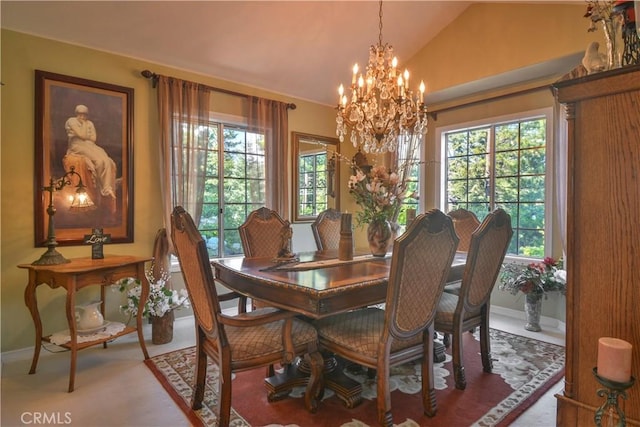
[157,76,211,252]
[247,96,289,218]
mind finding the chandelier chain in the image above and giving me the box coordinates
[378,0,384,47]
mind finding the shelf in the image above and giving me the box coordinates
[43,326,137,350]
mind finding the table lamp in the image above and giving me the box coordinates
[32,166,95,265]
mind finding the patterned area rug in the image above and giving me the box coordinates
[145,329,564,427]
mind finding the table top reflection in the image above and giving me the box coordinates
[212,250,466,319]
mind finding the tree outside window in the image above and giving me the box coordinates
[444,115,548,257]
[197,123,266,258]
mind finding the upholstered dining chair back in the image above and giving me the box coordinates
[151,228,171,284]
[171,206,220,337]
[460,208,513,310]
[385,209,460,338]
[314,209,459,426]
[171,206,323,425]
[239,207,288,258]
[434,208,513,390]
[311,208,342,251]
[447,208,481,252]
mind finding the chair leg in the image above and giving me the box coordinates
[480,315,493,373]
[376,356,393,427]
[191,342,208,410]
[452,330,467,390]
[218,361,233,427]
[443,333,450,348]
[422,325,437,417]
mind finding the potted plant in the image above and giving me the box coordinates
[115,269,190,344]
[498,257,566,331]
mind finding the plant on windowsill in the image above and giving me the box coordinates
[498,257,566,332]
[115,267,190,344]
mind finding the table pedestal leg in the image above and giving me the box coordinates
[264,353,363,408]
[264,340,447,408]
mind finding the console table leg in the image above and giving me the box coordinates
[24,280,42,375]
[68,347,77,393]
[66,286,77,392]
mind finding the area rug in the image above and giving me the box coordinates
[145,329,564,427]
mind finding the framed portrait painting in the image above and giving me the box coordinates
[34,70,134,246]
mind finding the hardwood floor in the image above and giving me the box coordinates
[1,310,564,426]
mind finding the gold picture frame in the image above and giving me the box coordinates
[34,70,134,246]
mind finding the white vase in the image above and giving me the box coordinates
[75,301,104,330]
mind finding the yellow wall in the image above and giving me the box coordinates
[408,3,595,93]
[1,2,607,352]
[0,30,337,352]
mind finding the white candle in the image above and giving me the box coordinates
[597,337,633,383]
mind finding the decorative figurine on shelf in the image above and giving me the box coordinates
[582,41,608,74]
[277,220,296,259]
[83,228,111,259]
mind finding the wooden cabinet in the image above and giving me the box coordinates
[552,65,640,425]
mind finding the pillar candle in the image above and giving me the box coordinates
[597,337,633,383]
[340,213,352,233]
[406,208,416,226]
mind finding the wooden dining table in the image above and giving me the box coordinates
[212,250,467,406]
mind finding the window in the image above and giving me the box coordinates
[441,109,552,257]
[198,122,266,258]
[298,151,328,217]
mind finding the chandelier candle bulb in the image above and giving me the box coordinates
[597,337,633,383]
[340,213,352,233]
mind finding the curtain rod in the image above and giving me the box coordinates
[427,84,550,121]
[140,70,297,110]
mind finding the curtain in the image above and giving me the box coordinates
[553,100,568,257]
[247,96,289,217]
[157,76,211,252]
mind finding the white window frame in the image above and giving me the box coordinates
[434,107,555,260]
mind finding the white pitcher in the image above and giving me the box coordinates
[75,301,104,330]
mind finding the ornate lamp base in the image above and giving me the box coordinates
[32,247,71,265]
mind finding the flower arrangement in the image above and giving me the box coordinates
[499,257,567,299]
[115,269,190,318]
[584,0,617,33]
[345,135,421,227]
[348,164,410,226]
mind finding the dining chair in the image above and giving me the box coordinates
[443,208,480,299]
[239,206,290,258]
[238,207,291,310]
[311,208,342,251]
[447,208,480,253]
[314,209,459,426]
[170,206,323,425]
[434,208,513,390]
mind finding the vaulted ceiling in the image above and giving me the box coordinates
[2,1,472,106]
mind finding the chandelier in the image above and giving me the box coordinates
[336,0,428,154]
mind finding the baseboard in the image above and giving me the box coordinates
[491,305,566,332]
[2,307,563,362]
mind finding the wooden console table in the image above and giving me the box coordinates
[19,255,151,392]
